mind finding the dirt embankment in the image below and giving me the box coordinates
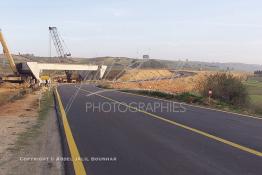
[0,83,28,106]
[118,69,173,82]
[0,88,63,175]
[109,71,251,94]
[111,77,197,93]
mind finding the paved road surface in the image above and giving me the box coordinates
[56,84,262,175]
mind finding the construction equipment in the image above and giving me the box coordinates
[0,28,107,85]
[39,75,51,86]
[0,29,35,84]
[49,26,72,82]
[0,30,18,74]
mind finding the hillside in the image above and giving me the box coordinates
[1,54,261,74]
[159,60,262,72]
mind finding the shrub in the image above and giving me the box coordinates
[197,73,248,106]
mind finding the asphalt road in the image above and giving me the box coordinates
[57,84,262,175]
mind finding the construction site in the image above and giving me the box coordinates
[1,13,262,175]
[0,27,110,174]
[0,27,260,174]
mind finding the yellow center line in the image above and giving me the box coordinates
[55,88,87,175]
[79,87,262,157]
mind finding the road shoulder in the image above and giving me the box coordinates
[0,89,64,175]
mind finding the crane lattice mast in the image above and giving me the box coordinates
[49,27,72,82]
[49,27,71,59]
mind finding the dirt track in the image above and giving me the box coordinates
[0,89,63,175]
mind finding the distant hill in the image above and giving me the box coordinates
[1,54,261,73]
[130,59,167,69]
[154,60,262,72]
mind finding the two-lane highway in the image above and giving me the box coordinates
[56,84,262,175]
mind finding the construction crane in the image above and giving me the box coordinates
[49,27,72,82]
[0,29,35,84]
[1,28,107,85]
[0,29,18,75]
[49,27,71,58]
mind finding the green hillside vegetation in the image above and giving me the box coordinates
[244,78,262,114]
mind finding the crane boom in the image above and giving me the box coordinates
[0,29,18,75]
[49,27,71,58]
[49,27,73,82]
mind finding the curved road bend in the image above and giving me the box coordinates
[57,84,262,175]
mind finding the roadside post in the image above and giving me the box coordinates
[208,89,212,104]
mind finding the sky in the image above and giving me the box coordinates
[1,0,262,64]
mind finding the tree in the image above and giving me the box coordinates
[197,73,248,106]
[254,70,262,76]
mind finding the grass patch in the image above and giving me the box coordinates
[119,89,259,117]
[0,89,32,106]
[98,83,261,117]
[249,95,262,104]
[9,89,54,152]
[175,92,204,103]
[121,89,204,104]
[243,80,262,115]
[248,76,262,82]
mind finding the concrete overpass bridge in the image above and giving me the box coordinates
[19,62,107,81]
